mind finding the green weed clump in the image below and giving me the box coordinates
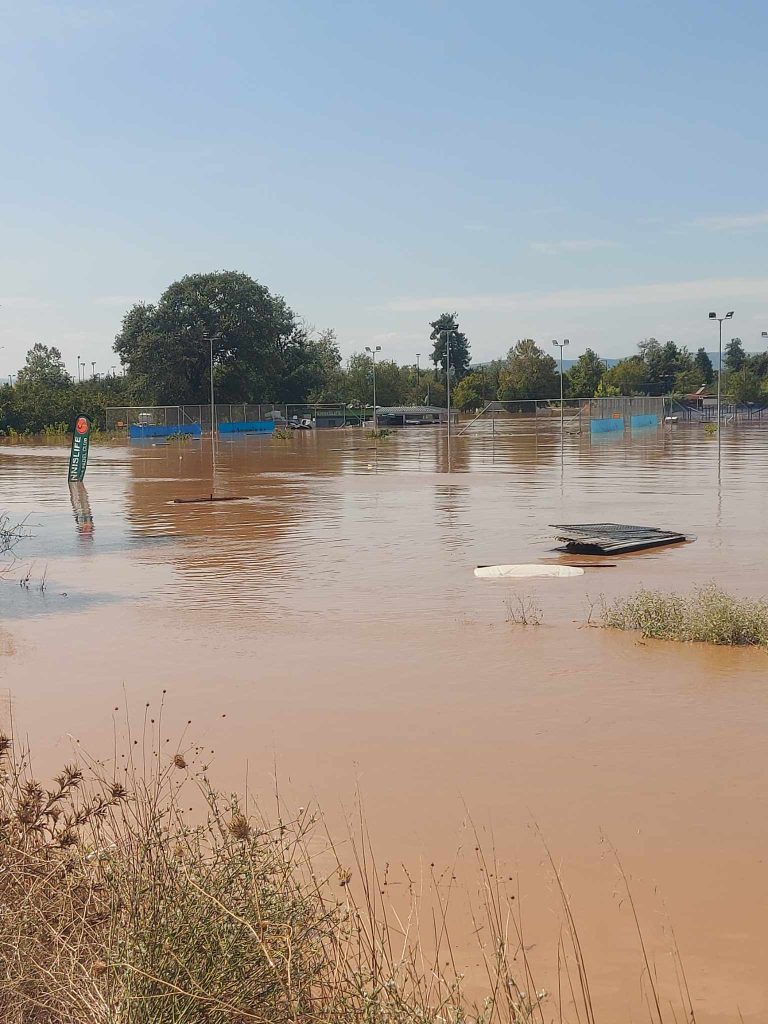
[365,428,392,440]
[602,583,768,647]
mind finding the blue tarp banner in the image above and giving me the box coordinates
[218,421,275,434]
[630,414,658,429]
[590,417,624,433]
[129,424,202,438]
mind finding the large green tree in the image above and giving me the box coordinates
[727,367,761,404]
[343,353,407,408]
[113,271,305,404]
[567,348,605,397]
[429,313,471,380]
[603,356,647,395]
[694,347,714,384]
[637,338,694,395]
[497,339,559,401]
[298,329,344,403]
[16,344,70,388]
[452,371,489,411]
[724,337,746,372]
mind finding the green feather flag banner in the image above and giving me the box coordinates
[67,415,92,482]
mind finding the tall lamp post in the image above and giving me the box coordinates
[552,339,570,451]
[708,311,734,471]
[440,326,457,465]
[415,353,420,398]
[365,345,381,429]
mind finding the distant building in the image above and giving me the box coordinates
[683,385,711,408]
[374,405,455,426]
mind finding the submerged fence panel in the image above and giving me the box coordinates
[591,417,625,433]
[630,413,658,430]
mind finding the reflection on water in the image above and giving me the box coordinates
[68,482,94,542]
[1,422,768,1021]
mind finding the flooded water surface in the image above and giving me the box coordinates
[1,422,767,1021]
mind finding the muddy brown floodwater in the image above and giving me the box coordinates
[1,421,767,1021]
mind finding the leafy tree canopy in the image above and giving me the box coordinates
[497,339,559,402]
[567,348,605,398]
[16,344,70,388]
[637,338,695,394]
[694,347,714,384]
[603,356,647,395]
[429,313,471,380]
[113,271,303,404]
[726,367,761,404]
[724,337,746,373]
[452,371,489,411]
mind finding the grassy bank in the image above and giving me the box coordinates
[601,582,768,647]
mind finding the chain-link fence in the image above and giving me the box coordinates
[106,404,370,433]
[460,396,666,434]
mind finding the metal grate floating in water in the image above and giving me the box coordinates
[550,523,689,555]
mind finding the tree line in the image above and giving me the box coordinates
[1,270,766,433]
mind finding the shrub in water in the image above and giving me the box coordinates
[601,583,768,647]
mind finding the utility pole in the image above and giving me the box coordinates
[365,346,381,429]
[440,326,457,468]
[552,339,570,463]
[708,310,734,476]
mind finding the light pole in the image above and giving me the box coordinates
[91,361,96,379]
[440,326,457,464]
[416,353,420,399]
[552,339,570,450]
[365,345,381,429]
[708,311,734,471]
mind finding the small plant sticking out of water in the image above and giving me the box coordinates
[505,592,543,626]
[601,583,768,647]
[703,422,717,436]
[272,427,292,440]
[365,428,392,440]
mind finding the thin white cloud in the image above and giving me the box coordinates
[692,211,768,231]
[530,239,618,255]
[385,275,768,314]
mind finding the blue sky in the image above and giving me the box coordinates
[2,0,768,378]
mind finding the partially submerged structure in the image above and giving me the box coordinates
[374,406,453,426]
[551,523,688,555]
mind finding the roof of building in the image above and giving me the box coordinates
[375,406,445,416]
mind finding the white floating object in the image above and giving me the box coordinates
[474,564,585,579]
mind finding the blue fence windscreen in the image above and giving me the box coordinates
[590,417,624,433]
[218,421,275,434]
[129,424,202,438]
[630,414,658,430]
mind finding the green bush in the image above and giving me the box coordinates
[601,583,768,647]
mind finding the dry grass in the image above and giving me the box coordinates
[0,722,551,1024]
[504,593,543,626]
[0,717,702,1024]
[601,582,768,647]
